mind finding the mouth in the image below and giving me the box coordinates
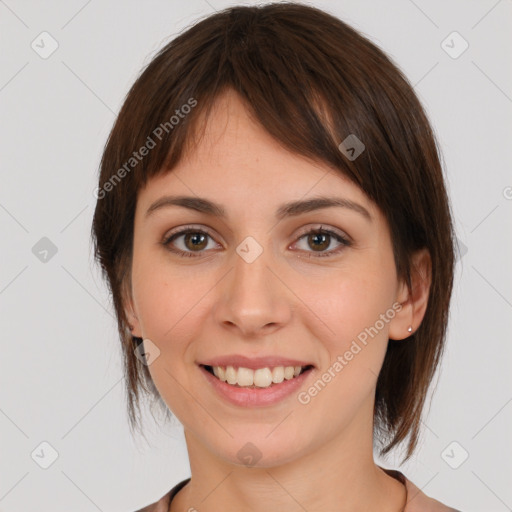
[199,363,315,389]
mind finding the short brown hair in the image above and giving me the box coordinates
[91,2,455,462]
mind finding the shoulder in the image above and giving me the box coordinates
[379,466,462,512]
[133,477,191,512]
[402,472,462,512]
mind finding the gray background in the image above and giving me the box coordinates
[1,0,511,511]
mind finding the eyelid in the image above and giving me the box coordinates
[293,224,352,244]
[162,223,352,258]
[162,224,218,243]
[163,223,351,243]
[290,224,352,259]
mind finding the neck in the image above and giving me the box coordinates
[171,397,406,512]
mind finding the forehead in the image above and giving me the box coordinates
[139,89,375,218]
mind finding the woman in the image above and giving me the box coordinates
[92,3,461,511]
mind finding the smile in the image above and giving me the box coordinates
[203,364,314,388]
[199,364,315,407]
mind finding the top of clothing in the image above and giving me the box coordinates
[134,466,462,512]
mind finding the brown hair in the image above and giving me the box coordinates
[91,2,455,462]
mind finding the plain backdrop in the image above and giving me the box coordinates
[0,1,511,511]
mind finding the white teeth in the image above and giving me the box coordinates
[238,366,255,386]
[213,365,224,381]
[211,365,305,388]
[272,366,284,384]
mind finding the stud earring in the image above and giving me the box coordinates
[407,325,413,333]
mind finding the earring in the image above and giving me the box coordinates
[407,325,413,333]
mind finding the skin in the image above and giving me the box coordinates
[125,88,431,512]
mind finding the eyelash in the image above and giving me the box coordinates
[162,225,352,259]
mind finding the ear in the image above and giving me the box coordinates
[388,248,432,340]
[121,278,143,338]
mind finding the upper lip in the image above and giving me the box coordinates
[199,354,315,370]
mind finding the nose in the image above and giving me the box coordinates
[214,239,292,337]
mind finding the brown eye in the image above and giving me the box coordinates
[307,232,331,252]
[293,226,351,258]
[162,225,351,259]
[182,232,208,251]
[163,228,217,257]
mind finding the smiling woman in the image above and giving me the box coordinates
[91,2,460,511]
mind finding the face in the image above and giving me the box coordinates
[127,89,411,468]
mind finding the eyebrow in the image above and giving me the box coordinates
[145,195,372,221]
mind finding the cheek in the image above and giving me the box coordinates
[131,262,211,400]
[131,250,219,352]
[298,259,398,395]
[295,272,396,421]
[133,269,195,339]
[304,267,396,341]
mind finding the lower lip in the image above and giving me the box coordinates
[199,365,314,407]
